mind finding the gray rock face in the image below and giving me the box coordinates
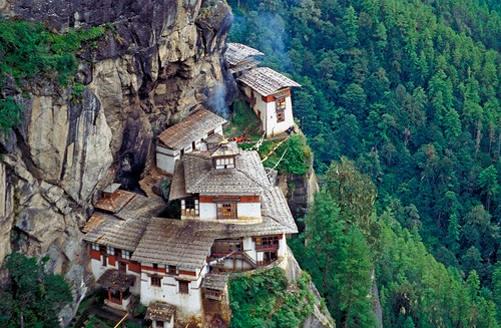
[0,0,231,323]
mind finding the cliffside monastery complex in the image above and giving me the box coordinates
[83,43,301,327]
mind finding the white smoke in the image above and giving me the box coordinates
[206,82,230,119]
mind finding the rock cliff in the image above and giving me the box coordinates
[0,0,231,322]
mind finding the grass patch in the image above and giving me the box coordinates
[225,99,261,140]
[262,134,311,176]
[229,267,315,328]
[0,18,106,132]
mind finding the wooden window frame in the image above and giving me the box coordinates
[178,280,189,294]
[276,97,286,123]
[151,275,162,287]
[167,265,177,275]
[217,202,237,220]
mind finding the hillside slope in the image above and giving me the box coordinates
[228,0,500,327]
[0,0,231,322]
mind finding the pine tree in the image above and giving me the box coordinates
[337,227,375,328]
[342,6,359,49]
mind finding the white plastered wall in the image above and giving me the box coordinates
[90,255,141,295]
[139,265,208,319]
[243,85,295,138]
[156,124,224,174]
[156,145,180,175]
[236,202,261,219]
[263,95,294,137]
[199,201,261,221]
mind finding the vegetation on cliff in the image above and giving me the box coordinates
[229,0,500,325]
[0,252,72,327]
[229,267,316,328]
[0,19,105,131]
[227,101,311,175]
[291,159,499,327]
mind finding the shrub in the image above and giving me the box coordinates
[229,267,315,328]
[0,18,105,132]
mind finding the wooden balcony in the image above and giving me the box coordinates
[181,208,198,218]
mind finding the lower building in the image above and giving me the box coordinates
[83,140,298,326]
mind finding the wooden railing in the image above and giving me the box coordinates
[208,251,257,271]
[182,208,198,217]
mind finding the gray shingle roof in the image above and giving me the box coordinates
[169,161,190,200]
[131,218,218,270]
[83,214,149,251]
[158,108,227,150]
[145,301,176,322]
[225,43,264,67]
[97,269,136,292]
[238,67,301,96]
[202,273,228,291]
[179,151,268,195]
[114,194,166,221]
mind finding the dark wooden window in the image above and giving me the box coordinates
[115,248,122,258]
[156,321,164,328]
[217,202,237,220]
[179,280,189,294]
[99,245,107,266]
[276,97,286,122]
[119,261,127,273]
[153,263,158,270]
[263,251,278,264]
[211,239,243,256]
[168,265,177,275]
[151,276,162,287]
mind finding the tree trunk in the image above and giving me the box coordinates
[496,131,501,160]
[488,125,495,156]
[475,119,482,155]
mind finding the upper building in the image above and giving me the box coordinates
[238,67,301,137]
[225,42,264,74]
[156,108,227,175]
[224,43,301,138]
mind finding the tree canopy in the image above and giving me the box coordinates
[0,253,73,328]
[229,0,500,324]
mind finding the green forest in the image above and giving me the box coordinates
[228,0,500,327]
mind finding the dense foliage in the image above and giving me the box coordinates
[229,0,500,323]
[262,134,312,175]
[0,253,72,327]
[291,160,499,327]
[0,19,105,131]
[229,267,315,328]
[291,189,375,327]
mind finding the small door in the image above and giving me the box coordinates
[118,261,127,273]
[100,245,107,266]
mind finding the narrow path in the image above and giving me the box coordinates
[260,136,290,163]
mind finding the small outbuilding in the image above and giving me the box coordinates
[145,301,176,328]
[156,108,227,175]
[225,42,264,75]
[237,67,301,137]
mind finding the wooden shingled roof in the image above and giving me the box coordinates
[173,151,268,196]
[145,301,176,322]
[225,43,264,66]
[157,108,227,150]
[97,269,136,292]
[238,67,301,96]
[83,214,150,251]
[202,273,228,291]
[131,218,218,270]
[94,190,136,214]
